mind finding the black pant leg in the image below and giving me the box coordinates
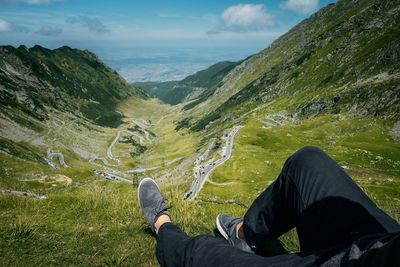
[243,146,400,251]
[156,222,320,267]
[156,223,190,267]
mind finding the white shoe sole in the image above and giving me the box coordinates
[216,214,229,240]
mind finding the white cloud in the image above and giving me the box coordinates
[0,19,11,32]
[209,4,274,34]
[222,4,274,28]
[281,0,319,14]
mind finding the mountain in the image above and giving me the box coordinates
[176,0,400,131]
[134,61,239,105]
[1,0,400,265]
[0,45,147,128]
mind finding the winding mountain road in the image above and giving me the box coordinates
[132,119,152,144]
[46,148,67,168]
[184,126,242,200]
[106,131,122,166]
[88,119,156,183]
[105,121,153,167]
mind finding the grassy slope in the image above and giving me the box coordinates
[183,0,400,131]
[203,114,400,248]
[1,98,399,265]
[1,1,399,265]
[117,98,199,169]
[0,97,203,265]
[133,81,180,104]
[0,45,147,128]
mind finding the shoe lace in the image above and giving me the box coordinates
[154,198,172,218]
[228,217,241,229]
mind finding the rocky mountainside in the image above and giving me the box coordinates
[178,0,400,131]
[135,61,239,105]
[0,45,147,128]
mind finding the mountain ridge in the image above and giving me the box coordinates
[0,44,147,128]
[170,0,400,131]
[0,0,399,265]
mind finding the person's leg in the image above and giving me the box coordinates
[139,177,320,267]
[243,146,400,252]
[156,222,320,267]
[155,222,190,267]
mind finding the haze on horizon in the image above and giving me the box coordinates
[0,0,335,82]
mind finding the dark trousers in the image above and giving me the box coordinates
[156,147,400,266]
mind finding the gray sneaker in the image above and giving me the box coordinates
[138,177,171,233]
[216,213,254,253]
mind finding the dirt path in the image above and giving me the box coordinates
[128,157,183,173]
[106,131,122,166]
[206,179,238,186]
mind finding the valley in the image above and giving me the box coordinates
[1,89,398,265]
[0,0,399,265]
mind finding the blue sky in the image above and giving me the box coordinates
[0,0,336,81]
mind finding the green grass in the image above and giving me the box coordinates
[1,84,399,266]
[2,3,400,259]
[1,108,399,265]
[0,182,157,266]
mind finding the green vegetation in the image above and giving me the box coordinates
[0,45,147,128]
[0,0,399,265]
[0,114,398,265]
[177,0,400,131]
[134,80,181,104]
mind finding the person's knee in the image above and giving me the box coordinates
[278,146,332,186]
[287,146,327,168]
[295,146,324,158]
